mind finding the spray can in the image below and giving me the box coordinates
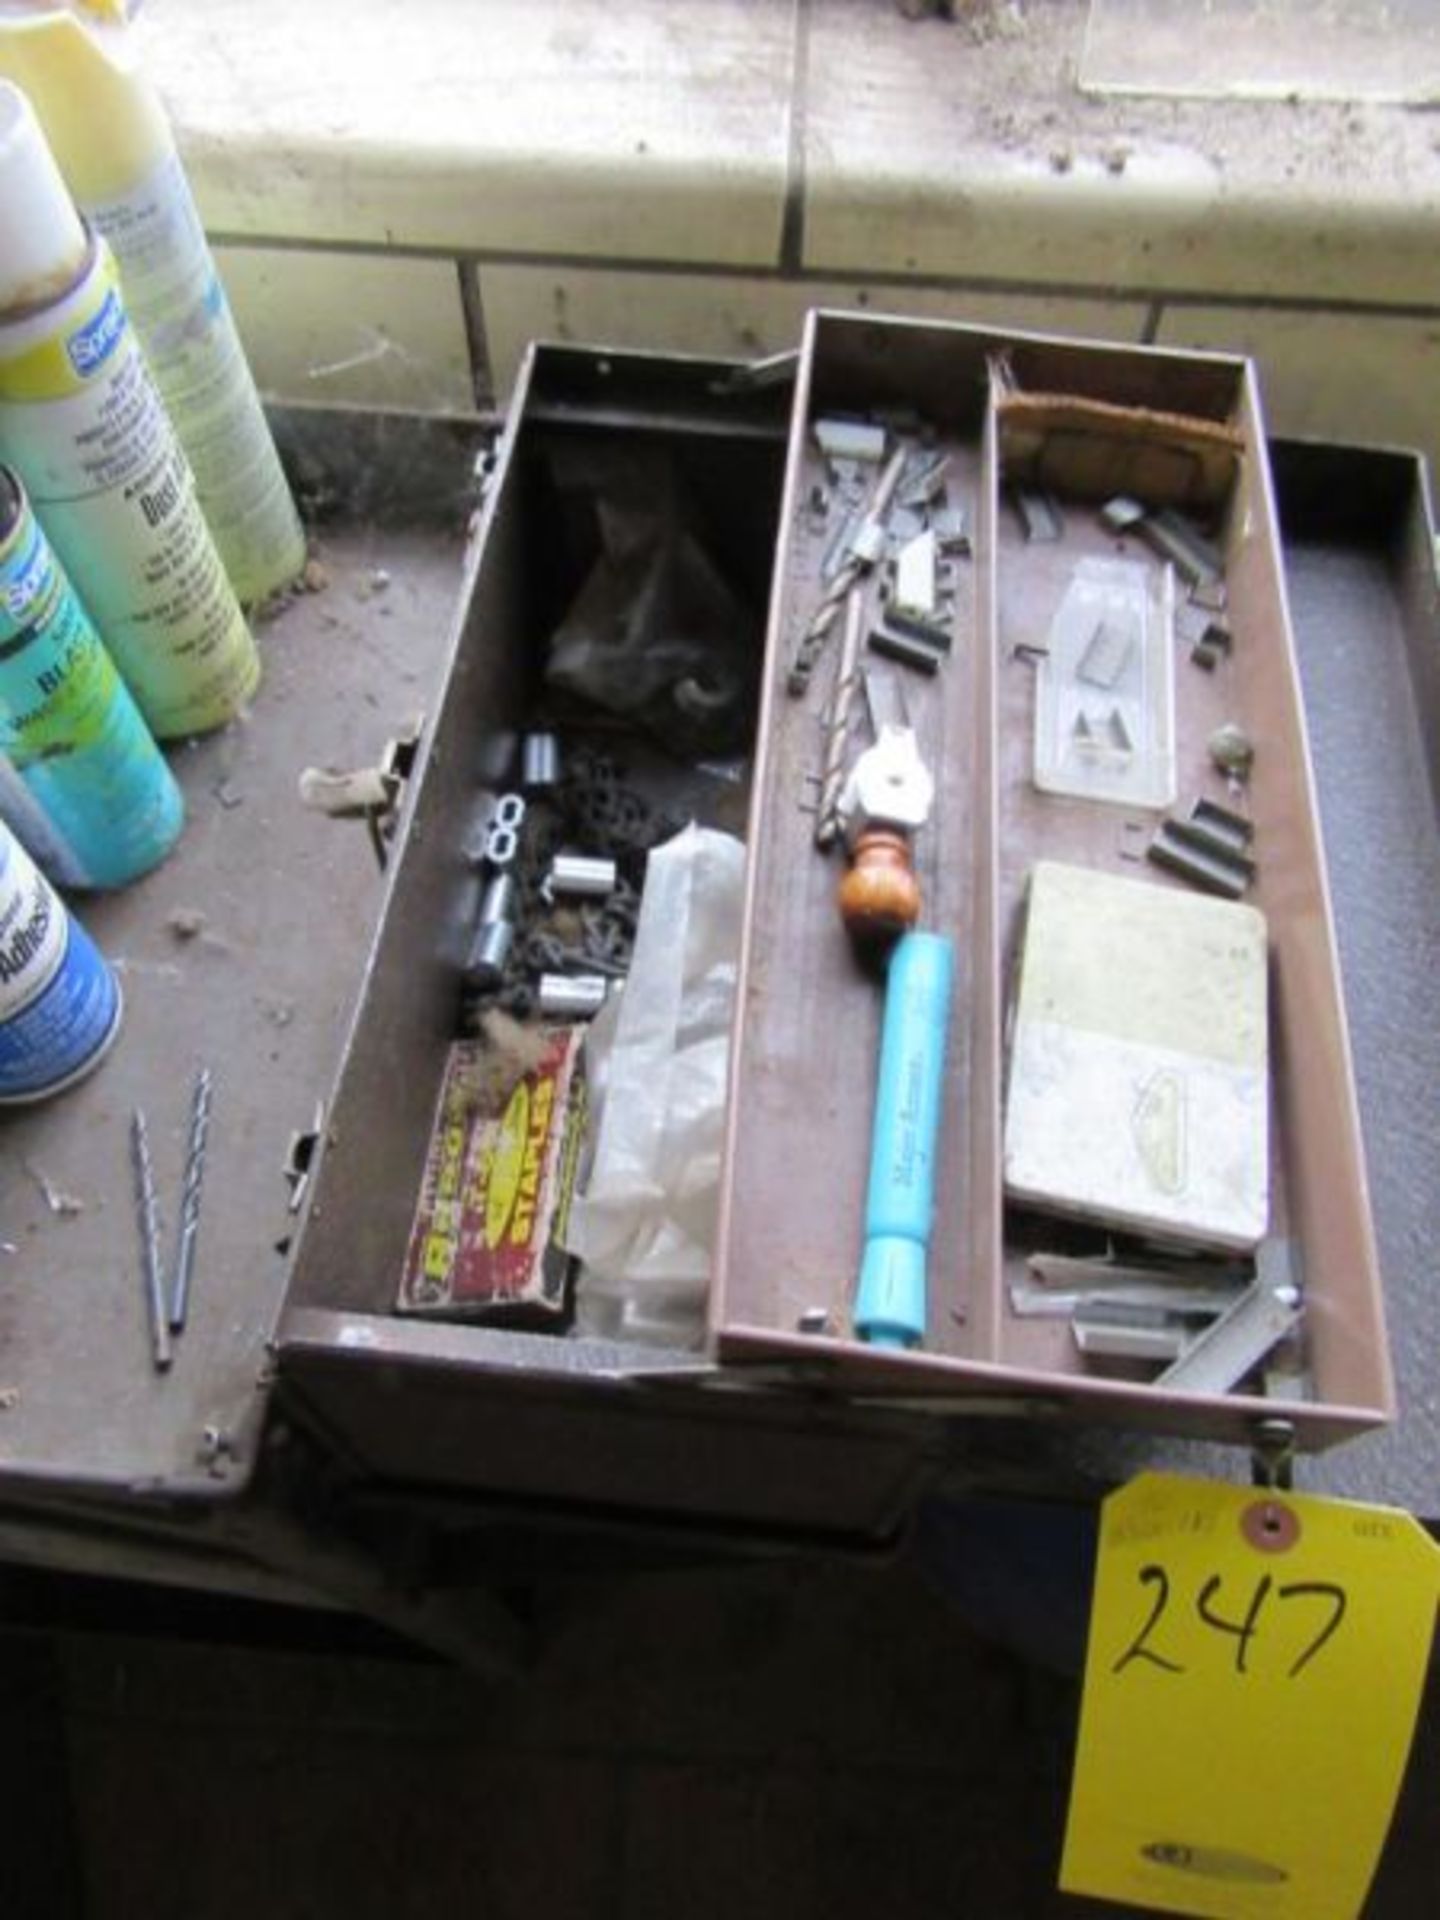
[0,461,182,887]
[0,2,306,605]
[0,812,120,1100]
[0,747,77,878]
[0,80,260,740]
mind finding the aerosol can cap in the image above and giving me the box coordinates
[0,77,86,316]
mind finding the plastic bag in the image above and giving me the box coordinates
[543,446,758,756]
[566,824,745,1348]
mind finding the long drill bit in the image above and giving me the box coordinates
[168,1066,213,1334]
[131,1108,171,1372]
[814,585,867,850]
[788,573,852,696]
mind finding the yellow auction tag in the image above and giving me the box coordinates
[1061,1472,1440,1920]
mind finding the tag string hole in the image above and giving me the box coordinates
[1240,1500,1300,1554]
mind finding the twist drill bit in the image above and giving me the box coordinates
[168,1067,213,1334]
[814,585,867,850]
[788,571,850,697]
[789,445,907,697]
[131,1108,171,1372]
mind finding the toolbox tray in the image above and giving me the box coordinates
[713,312,1391,1450]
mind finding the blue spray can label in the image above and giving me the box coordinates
[0,463,183,888]
[0,817,121,1102]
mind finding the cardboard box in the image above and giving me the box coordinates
[398,1025,586,1321]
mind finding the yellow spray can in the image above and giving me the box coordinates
[0,80,259,738]
[0,1,306,604]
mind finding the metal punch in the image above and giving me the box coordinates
[477,872,516,925]
[1101,495,1222,588]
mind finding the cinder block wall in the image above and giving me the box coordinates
[151,0,1440,474]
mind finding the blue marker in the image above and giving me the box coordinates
[854,930,955,1350]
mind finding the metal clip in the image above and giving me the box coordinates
[483,792,528,869]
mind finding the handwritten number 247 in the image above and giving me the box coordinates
[1114,1565,1347,1679]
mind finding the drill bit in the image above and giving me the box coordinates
[788,570,853,696]
[168,1066,213,1334]
[814,585,867,850]
[131,1108,171,1372]
[789,444,908,696]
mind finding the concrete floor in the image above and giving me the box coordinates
[2,1522,1436,1919]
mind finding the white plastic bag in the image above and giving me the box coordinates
[566,824,746,1348]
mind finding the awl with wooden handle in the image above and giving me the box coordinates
[835,706,934,958]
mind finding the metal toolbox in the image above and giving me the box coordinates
[1,342,1433,1616]
[2,326,1435,1585]
[715,311,1391,1449]
[278,313,1394,1529]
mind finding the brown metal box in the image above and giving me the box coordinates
[279,319,1396,1543]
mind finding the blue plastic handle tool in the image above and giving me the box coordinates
[854,929,955,1350]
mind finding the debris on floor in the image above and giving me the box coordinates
[22,1161,86,1217]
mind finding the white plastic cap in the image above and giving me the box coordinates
[0,78,87,315]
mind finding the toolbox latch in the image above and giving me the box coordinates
[298,715,425,870]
